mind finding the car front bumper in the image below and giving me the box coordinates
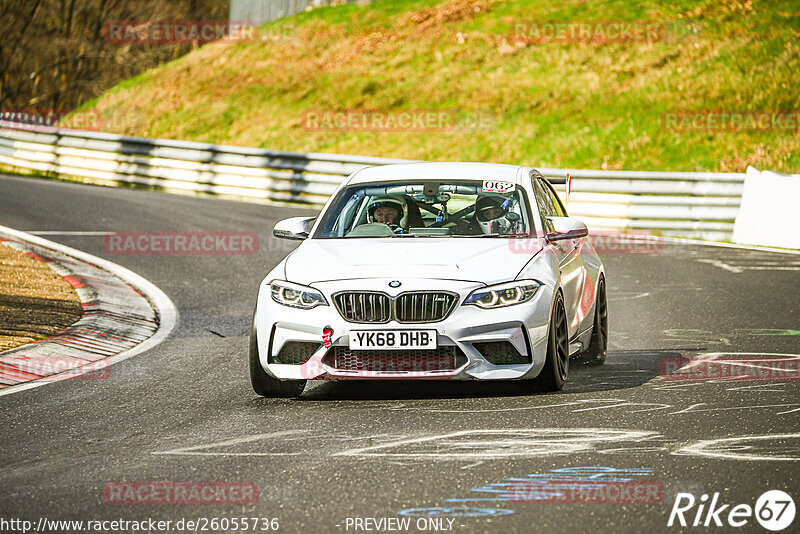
[255,277,552,381]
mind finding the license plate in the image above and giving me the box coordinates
[349,330,437,350]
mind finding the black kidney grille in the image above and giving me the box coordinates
[333,292,391,323]
[333,291,457,323]
[395,292,458,323]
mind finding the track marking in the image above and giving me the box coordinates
[696,258,743,273]
[153,430,309,457]
[657,235,800,256]
[651,382,709,391]
[25,231,112,235]
[696,257,800,272]
[674,433,800,461]
[422,399,626,414]
[334,429,659,460]
[597,446,669,454]
[607,291,650,302]
[460,461,485,470]
[744,266,800,270]
[628,403,673,413]
[726,383,785,392]
[571,402,635,412]
[668,403,800,416]
[667,403,706,415]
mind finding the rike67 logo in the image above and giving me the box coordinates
[668,490,795,531]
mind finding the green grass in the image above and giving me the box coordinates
[82,0,800,172]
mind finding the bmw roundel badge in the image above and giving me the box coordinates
[389,280,402,288]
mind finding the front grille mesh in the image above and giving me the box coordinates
[325,346,467,372]
[473,341,530,365]
[270,341,319,365]
[333,293,391,323]
[333,291,457,323]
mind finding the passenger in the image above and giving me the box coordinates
[472,194,512,235]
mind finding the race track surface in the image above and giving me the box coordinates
[1,174,798,533]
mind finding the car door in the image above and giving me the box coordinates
[532,176,587,341]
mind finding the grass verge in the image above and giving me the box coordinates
[71,0,800,172]
[0,242,83,353]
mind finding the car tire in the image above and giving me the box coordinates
[579,276,607,365]
[249,313,306,398]
[533,291,569,392]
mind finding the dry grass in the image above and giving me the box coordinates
[80,0,800,172]
[0,243,82,352]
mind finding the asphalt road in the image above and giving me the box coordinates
[1,173,798,534]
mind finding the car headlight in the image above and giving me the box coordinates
[464,280,542,309]
[270,280,328,309]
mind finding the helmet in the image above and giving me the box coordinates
[366,196,408,228]
[475,194,511,234]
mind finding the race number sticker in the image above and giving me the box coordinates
[482,180,515,193]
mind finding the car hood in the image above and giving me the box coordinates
[284,238,541,286]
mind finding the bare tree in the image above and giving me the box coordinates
[0,0,229,115]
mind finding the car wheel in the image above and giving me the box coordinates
[533,291,569,392]
[579,276,607,365]
[249,312,306,398]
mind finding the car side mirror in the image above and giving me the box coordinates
[545,216,589,242]
[274,217,316,240]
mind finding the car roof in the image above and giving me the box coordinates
[346,162,530,186]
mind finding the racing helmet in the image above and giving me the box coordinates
[366,196,408,228]
[475,194,511,234]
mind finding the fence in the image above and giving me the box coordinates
[230,0,366,26]
[0,120,752,240]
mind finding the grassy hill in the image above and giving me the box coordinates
[82,0,799,172]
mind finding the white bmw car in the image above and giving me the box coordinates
[250,162,607,397]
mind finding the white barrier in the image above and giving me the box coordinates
[733,166,800,249]
[0,119,779,241]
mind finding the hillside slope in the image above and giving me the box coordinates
[83,0,800,172]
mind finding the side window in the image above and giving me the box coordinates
[534,178,559,216]
[541,178,568,217]
[531,177,555,234]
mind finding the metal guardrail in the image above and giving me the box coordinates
[230,0,365,26]
[0,120,751,240]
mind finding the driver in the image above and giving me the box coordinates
[473,194,512,234]
[366,196,408,233]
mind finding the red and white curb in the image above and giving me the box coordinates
[0,225,178,397]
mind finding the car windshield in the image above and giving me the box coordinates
[313,180,532,238]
